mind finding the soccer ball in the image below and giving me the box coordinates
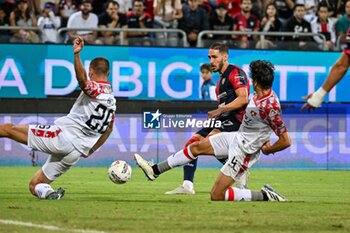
[108,160,132,184]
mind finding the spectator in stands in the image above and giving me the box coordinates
[97,0,127,45]
[37,2,61,43]
[284,4,318,50]
[274,0,294,26]
[153,0,183,46]
[311,4,335,51]
[208,3,233,45]
[256,3,282,49]
[335,0,350,48]
[33,0,59,15]
[0,6,11,43]
[178,0,209,47]
[232,0,260,49]
[323,0,344,19]
[216,0,240,17]
[126,0,153,46]
[66,0,98,44]
[59,0,78,27]
[294,0,316,22]
[0,0,16,24]
[9,0,40,43]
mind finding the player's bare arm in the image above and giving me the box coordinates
[261,132,291,155]
[301,52,350,111]
[81,118,114,158]
[73,36,88,90]
[208,87,248,119]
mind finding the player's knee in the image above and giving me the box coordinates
[184,136,201,148]
[189,142,201,156]
[210,190,224,201]
[210,186,225,201]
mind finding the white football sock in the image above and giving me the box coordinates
[167,149,194,168]
[225,187,252,201]
[34,183,54,199]
[183,180,194,191]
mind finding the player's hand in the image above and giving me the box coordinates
[208,108,222,119]
[301,86,327,112]
[261,140,272,155]
[81,153,89,158]
[73,36,84,54]
[301,93,317,112]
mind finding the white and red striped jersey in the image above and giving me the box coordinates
[237,89,287,154]
[55,81,116,155]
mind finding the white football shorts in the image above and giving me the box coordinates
[28,124,81,181]
[209,132,260,181]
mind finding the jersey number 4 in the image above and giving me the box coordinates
[86,104,114,133]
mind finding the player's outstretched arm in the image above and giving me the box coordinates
[301,52,350,111]
[73,36,88,90]
[261,132,291,155]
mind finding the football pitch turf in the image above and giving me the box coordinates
[0,167,349,233]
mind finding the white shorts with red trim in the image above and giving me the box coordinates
[28,124,81,181]
[209,132,260,181]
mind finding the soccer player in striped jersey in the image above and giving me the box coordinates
[0,36,116,200]
[165,42,250,195]
[135,60,291,201]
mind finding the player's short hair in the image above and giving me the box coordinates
[90,57,110,76]
[200,63,211,72]
[209,42,229,55]
[249,60,275,89]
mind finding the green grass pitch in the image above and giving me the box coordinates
[0,167,349,233]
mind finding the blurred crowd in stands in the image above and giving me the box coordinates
[0,0,349,50]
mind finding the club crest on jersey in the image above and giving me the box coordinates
[221,78,226,85]
[250,110,257,116]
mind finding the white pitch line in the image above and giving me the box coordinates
[0,219,107,233]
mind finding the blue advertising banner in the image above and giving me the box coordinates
[1,103,349,169]
[0,44,348,101]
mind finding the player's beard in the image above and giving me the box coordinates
[211,59,224,73]
[217,60,224,73]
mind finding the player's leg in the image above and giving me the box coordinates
[27,125,80,199]
[210,171,269,201]
[0,124,28,144]
[182,134,203,192]
[212,142,287,202]
[135,136,216,181]
[217,118,248,189]
[29,168,57,199]
[30,150,80,200]
[166,131,207,195]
